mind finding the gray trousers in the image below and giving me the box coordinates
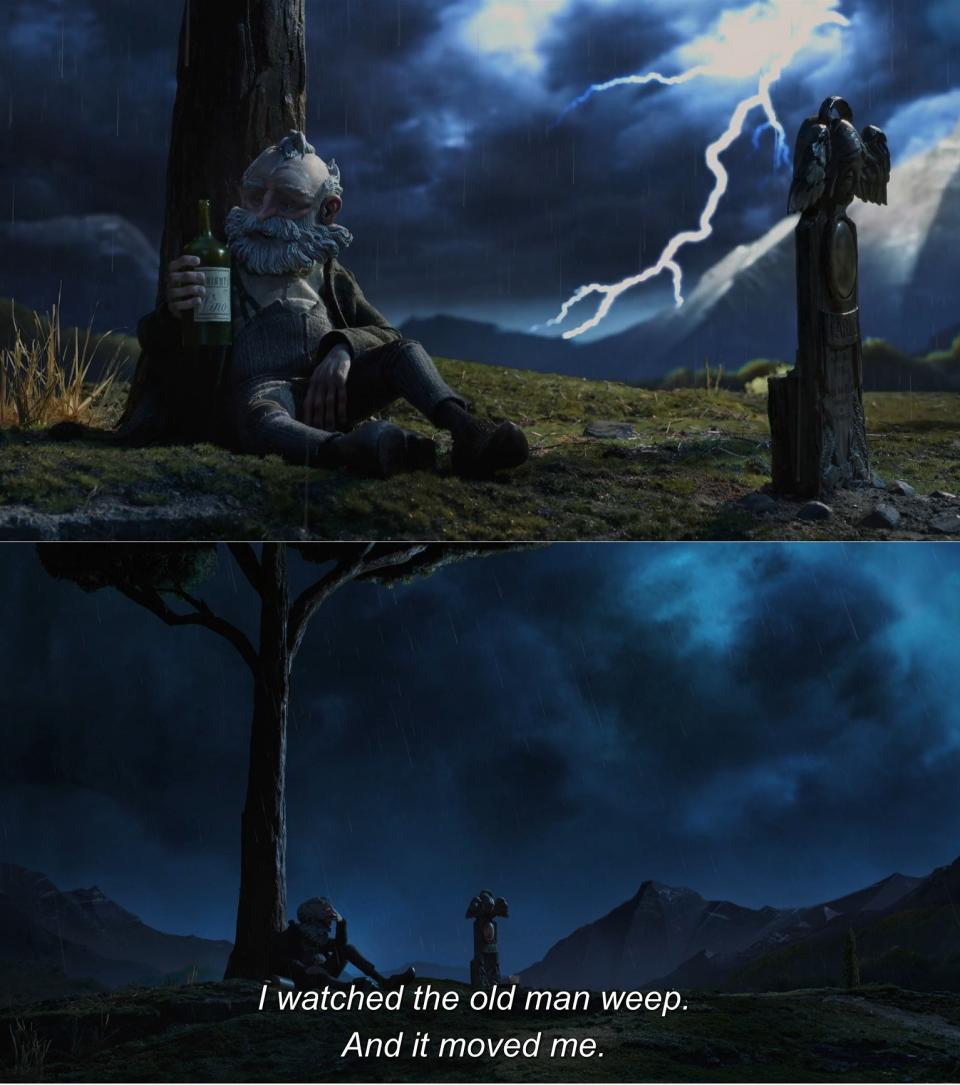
[232,306,465,465]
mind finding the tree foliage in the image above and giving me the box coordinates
[38,543,218,594]
[37,542,526,672]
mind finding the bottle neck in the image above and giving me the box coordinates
[197,200,212,237]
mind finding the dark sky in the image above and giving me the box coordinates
[1,0,959,335]
[2,542,959,973]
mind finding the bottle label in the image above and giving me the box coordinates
[196,267,231,323]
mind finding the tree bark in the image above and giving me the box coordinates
[157,0,307,301]
[225,543,290,979]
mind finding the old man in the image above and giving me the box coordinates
[273,896,415,991]
[126,131,528,478]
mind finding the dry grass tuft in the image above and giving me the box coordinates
[8,1017,52,1079]
[0,297,123,428]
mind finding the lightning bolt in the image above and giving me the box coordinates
[550,65,711,130]
[541,1,848,340]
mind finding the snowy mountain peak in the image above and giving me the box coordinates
[604,118,960,374]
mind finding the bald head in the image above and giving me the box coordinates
[239,130,343,226]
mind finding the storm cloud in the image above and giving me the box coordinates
[0,0,957,335]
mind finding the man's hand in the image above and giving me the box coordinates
[165,254,206,318]
[304,344,352,431]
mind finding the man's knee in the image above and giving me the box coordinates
[379,338,447,387]
[397,337,425,354]
[384,338,430,366]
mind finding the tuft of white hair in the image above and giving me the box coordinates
[274,130,343,199]
[323,158,343,199]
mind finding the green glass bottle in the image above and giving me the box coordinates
[182,198,232,347]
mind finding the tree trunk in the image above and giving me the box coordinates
[157,0,307,301]
[225,543,290,979]
[120,1,306,440]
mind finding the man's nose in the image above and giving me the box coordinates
[256,191,277,221]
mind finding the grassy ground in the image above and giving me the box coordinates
[2,980,959,1082]
[0,360,958,540]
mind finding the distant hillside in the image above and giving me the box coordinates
[400,315,593,378]
[519,862,960,993]
[721,858,960,994]
[659,339,960,394]
[0,864,232,1001]
[403,313,960,392]
[520,880,791,991]
[861,337,960,392]
[0,214,158,335]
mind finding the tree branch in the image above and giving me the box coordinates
[119,584,260,675]
[356,544,434,577]
[286,545,373,663]
[227,543,263,595]
[286,544,431,663]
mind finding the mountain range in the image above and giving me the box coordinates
[0,863,231,1004]
[520,856,960,993]
[5,855,959,1006]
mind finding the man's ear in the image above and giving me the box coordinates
[319,195,343,225]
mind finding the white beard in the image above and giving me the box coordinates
[225,207,353,275]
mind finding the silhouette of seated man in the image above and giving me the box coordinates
[128,130,528,479]
[274,896,414,991]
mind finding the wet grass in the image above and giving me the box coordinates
[2,980,959,1082]
[0,360,957,539]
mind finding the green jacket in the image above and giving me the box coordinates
[121,258,402,441]
[321,257,405,357]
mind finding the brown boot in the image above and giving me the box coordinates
[434,401,528,478]
[334,421,437,478]
[451,419,528,478]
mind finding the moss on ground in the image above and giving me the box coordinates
[3,980,959,1082]
[0,360,958,539]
